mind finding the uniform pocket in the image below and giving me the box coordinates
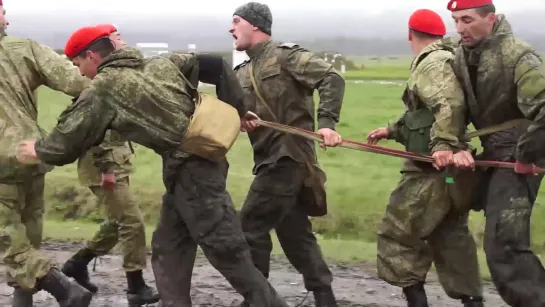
[496,198,532,251]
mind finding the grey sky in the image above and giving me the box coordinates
[6,0,542,15]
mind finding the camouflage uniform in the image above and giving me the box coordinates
[378,38,482,305]
[0,34,93,306]
[233,4,345,305]
[452,15,545,306]
[60,126,158,305]
[32,47,289,307]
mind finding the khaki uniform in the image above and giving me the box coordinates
[76,129,146,272]
[234,39,344,294]
[0,34,89,289]
[452,15,545,306]
[378,38,482,300]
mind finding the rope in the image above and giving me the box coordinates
[252,119,545,173]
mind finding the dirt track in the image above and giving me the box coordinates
[0,241,507,306]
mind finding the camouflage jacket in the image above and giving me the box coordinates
[76,129,134,187]
[388,38,467,171]
[234,39,345,174]
[0,35,89,182]
[34,47,245,168]
[452,15,545,163]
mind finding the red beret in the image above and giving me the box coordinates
[0,0,3,5]
[408,9,446,36]
[96,24,117,34]
[447,0,493,11]
[64,26,110,58]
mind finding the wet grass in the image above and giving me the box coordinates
[35,73,545,281]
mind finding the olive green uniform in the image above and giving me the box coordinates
[377,38,482,301]
[234,37,344,304]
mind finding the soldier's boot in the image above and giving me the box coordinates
[12,287,33,307]
[313,286,338,307]
[461,296,484,307]
[36,267,92,307]
[402,282,429,307]
[125,270,160,306]
[61,247,98,293]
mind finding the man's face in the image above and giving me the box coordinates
[110,31,127,47]
[452,8,495,47]
[229,15,255,51]
[0,7,8,32]
[72,51,101,79]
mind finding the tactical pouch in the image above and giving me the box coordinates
[402,108,435,155]
[175,70,241,162]
[447,167,483,212]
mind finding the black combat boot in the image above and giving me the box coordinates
[313,286,338,307]
[61,247,98,293]
[125,270,160,306]
[36,268,92,307]
[12,287,33,307]
[461,295,484,307]
[402,282,429,307]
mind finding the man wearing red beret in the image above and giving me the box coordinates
[0,2,96,307]
[16,25,289,307]
[448,1,545,306]
[368,8,483,307]
[58,23,159,306]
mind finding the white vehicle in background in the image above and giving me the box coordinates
[136,42,169,58]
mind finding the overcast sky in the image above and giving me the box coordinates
[5,0,543,16]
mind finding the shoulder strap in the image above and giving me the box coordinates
[248,62,317,167]
[463,118,531,140]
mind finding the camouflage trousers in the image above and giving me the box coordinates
[240,157,333,291]
[475,168,545,307]
[0,175,54,289]
[86,176,147,272]
[377,171,482,299]
[151,156,288,307]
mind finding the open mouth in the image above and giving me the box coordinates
[232,34,238,41]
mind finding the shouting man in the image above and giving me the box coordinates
[230,2,344,306]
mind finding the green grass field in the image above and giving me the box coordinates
[36,69,545,280]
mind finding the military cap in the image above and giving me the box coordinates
[233,2,272,35]
[447,0,492,11]
[96,24,117,34]
[408,9,446,36]
[64,26,110,58]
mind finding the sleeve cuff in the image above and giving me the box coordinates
[432,143,455,153]
[318,117,336,130]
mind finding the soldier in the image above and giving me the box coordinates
[229,2,344,306]
[16,25,289,307]
[60,23,159,306]
[0,1,95,307]
[366,9,484,307]
[448,0,545,305]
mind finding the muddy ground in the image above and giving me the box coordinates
[0,241,507,306]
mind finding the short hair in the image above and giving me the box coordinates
[75,37,115,59]
[410,29,443,41]
[475,4,496,17]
